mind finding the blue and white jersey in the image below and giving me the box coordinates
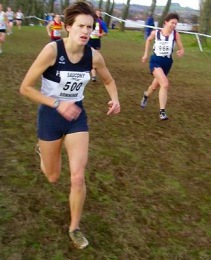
[41,40,92,102]
[153,29,176,58]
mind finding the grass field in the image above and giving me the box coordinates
[0,26,211,260]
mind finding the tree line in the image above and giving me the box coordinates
[1,0,210,38]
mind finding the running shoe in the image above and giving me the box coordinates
[160,111,168,120]
[35,144,41,157]
[140,92,148,108]
[69,229,89,249]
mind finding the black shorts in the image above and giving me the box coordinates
[37,101,88,141]
[0,29,6,33]
[87,38,101,50]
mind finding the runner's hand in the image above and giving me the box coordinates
[176,49,184,57]
[142,54,148,63]
[57,101,82,121]
[107,100,121,115]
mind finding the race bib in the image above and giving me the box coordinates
[0,22,6,29]
[53,30,61,37]
[56,71,90,101]
[154,41,172,57]
[91,22,100,38]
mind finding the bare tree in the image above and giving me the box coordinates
[110,0,115,15]
[158,0,172,28]
[149,0,156,15]
[98,0,103,10]
[60,0,70,13]
[199,0,211,44]
[104,0,113,27]
[49,0,55,13]
[106,0,115,27]
[119,0,131,31]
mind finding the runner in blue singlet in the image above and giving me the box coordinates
[141,13,184,120]
[20,1,120,250]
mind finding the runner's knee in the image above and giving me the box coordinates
[45,171,60,183]
[162,82,169,89]
[71,174,85,190]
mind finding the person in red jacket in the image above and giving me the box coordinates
[46,14,65,41]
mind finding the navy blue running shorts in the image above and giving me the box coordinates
[87,38,101,50]
[149,54,173,75]
[37,101,88,141]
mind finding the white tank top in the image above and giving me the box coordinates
[153,30,176,58]
[6,11,14,21]
[0,11,6,29]
[90,21,100,39]
[16,12,23,19]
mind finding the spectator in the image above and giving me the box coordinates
[144,11,155,39]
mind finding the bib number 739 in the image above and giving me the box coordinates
[63,82,83,91]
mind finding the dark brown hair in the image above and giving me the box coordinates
[64,1,96,28]
[164,13,179,22]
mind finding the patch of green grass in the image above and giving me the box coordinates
[0,26,210,259]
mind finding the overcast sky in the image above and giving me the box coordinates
[114,0,200,10]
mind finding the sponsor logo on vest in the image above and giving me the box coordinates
[59,56,65,64]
